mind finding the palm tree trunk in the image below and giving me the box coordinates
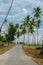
[18,37,19,44]
[32,33,34,44]
[23,35,24,43]
[23,34,25,43]
[8,42,9,46]
[37,28,38,45]
[33,33,35,44]
[17,37,18,44]
[31,34,33,44]
[30,34,32,44]
[28,33,29,44]
[17,38,18,44]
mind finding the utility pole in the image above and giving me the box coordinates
[0,0,14,32]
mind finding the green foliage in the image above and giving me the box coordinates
[33,7,42,28]
[15,23,19,29]
[34,7,42,19]
[0,35,3,41]
[33,7,42,44]
[17,30,20,38]
[5,22,17,42]
[36,19,41,28]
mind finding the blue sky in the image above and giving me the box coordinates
[0,0,43,42]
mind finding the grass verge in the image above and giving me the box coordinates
[0,43,16,55]
[22,44,43,65]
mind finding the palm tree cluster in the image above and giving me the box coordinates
[0,7,42,45]
[19,7,42,44]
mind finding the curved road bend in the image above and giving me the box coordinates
[0,44,39,65]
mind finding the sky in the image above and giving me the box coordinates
[0,0,43,43]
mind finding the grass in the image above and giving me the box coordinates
[23,44,43,65]
[0,42,16,54]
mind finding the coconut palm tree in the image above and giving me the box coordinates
[20,21,26,43]
[24,15,31,43]
[33,7,42,44]
[30,18,35,44]
[15,23,19,44]
[21,27,26,43]
[16,30,20,44]
[29,20,35,44]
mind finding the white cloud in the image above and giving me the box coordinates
[0,8,28,19]
[0,0,11,13]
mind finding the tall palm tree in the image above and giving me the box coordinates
[15,23,19,30]
[33,7,42,44]
[21,27,26,43]
[15,23,19,44]
[20,21,26,43]
[24,15,31,43]
[30,18,35,44]
[29,20,35,44]
[16,30,20,44]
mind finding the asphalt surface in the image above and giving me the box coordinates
[0,44,39,65]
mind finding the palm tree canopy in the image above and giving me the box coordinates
[21,27,26,34]
[34,7,42,19]
[25,15,31,27]
[33,7,42,29]
[17,30,20,37]
[29,26,34,34]
[15,23,19,29]
[20,21,26,35]
[20,21,26,29]
[36,19,41,28]
[29,21,34,34]
[31,18,35,26]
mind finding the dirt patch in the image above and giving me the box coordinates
[23,45,43,65]
[0,43,15,54]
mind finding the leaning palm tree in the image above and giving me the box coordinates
[24,15,31,43]
[16,30,20,44]
[33,7,42,44]
[29,21,35,44]
[30,18,35,44]
[15,23,19,44]
[21,27,26,43]
[20,21,26,43]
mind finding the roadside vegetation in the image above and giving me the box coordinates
[0,42,15,54]
[23,44,43,65]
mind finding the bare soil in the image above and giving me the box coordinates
[0,43,15,54]
[23,45,43,65]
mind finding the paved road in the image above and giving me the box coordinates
[0,45,39,65]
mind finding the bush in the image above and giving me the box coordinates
[0,42,4,46]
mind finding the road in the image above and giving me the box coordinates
[0,44,39,65]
